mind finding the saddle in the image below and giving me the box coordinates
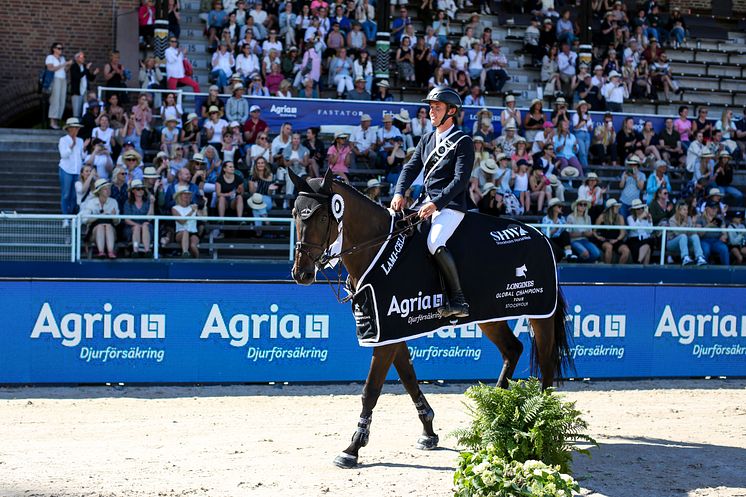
[351,211,558,346]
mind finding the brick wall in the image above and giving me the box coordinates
[0,0,139,126]
[733,0,746,13]
[669,0,712,11]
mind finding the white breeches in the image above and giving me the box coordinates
[427,207,464,254]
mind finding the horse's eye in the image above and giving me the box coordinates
[321,215,328,222]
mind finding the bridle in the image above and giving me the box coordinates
[293,190,425,303]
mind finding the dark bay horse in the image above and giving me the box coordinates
[288,169,573,469]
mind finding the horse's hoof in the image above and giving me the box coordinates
[333,452,358,469]
[415,434,439,450]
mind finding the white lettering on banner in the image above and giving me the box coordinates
[270,104,298,117]
[691,343,746,359]
[407,345,482,361]
[200,304,329,347]
[30,303,166,347]
[380,234,407,275]
[569,305,626,338]
[316,109,362,118]
[387,292,443,319]
[654,305,746,345]
[246,346,328,362]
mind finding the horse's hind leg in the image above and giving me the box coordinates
[529,316,557,389]
[479,321,524,389]
[333,344,397,469]
[392,342,439,450]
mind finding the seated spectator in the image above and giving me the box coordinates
[685,130,708,174]
[524,99,545,144]
[713,151,743,206]
[165,37,200,92]
[616,116,641,165]
[578,172,606,220]
[541,45,561,97]
[76,164,97,209]
[283,132,312,177]
[648,186,673,226]
[225,83,249,125]
[160,92,183,124]
[85,139,114,180]
[469,157,497,205]
[349,77,371,100]
[511,137,532,169]
[249,1,270,41]
[478,183,506,217]
[109,166,128,212]
[247,157,276,213]
[373,80,394,101]
[81,178,120,258]
[303,127,326,177]
[122,150,144,183]
[103,50,129,105]
[207,0,227,49]
[411,107,433,146]
[356,0,377,41]
[211,42,235,91]
[523,17,541,65]
[657,118,684,169]
[139,0,156,43]
[726,210,746,265]
[496,121,519,157]
[698,200,730,265]
[572,100,593,167]
[204,106,228,151]
[328,48,354,98]
[542,198,575,261]
[328,132,352,182]
[644,160,671,204]
[298,77,318,98]
[123,179,154,256]
[674,105,693,150]
[350,114,377,169]
[222,121,245,164]
[626,199,654,264]
[557,42,576,100]
[531,121,554,163]
[271,122,293,163]
[550,97,569,128]
[493,153,513,195]
[172,186,201,258]
[693,151,715,185]
[567,199,601,262]
[265,63,284,95]
[553,120,583,177]
[92,114,116,156]
[385,138,409,187]
[501,95,522,130]
[693,106,714,141]
[528,165,549,213]
[640,120,662,163]
[593,198,631,264]
[651,54,679,101]
[513,161,530,213]
[716,108,739,158]
[161,117,180,156]
[619,155,646,218]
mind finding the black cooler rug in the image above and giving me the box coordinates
[351,211,558,346]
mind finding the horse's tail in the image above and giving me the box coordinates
[531,287,575,383]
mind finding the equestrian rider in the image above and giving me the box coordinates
[390,86,474,318]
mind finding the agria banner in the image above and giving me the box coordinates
[0,281,744,383]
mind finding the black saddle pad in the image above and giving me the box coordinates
[352,211,558,346]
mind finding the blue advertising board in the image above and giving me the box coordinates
[194,95,673,136]
[0,280,744,384]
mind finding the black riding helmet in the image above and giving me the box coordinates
[422,86,462,127]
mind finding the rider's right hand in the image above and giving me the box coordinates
[390,194,404,211]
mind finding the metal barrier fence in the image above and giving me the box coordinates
[1,212,744,264]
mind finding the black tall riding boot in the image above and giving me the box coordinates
[432,246,470,318]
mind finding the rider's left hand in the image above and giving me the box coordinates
[418,202,437,219]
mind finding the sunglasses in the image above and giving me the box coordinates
[55,46,63,50]
[125,158,137,162]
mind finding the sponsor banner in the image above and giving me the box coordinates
[0,281,744,383]
[192,95,672,134]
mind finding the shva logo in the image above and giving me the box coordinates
[567,305,626,338]
[654,304,746,345]
[490,225,529,244]
[200,304,329,347]
[30,303,166,347]
[387,292,443,318]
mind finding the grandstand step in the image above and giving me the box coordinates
[0,151,59,162]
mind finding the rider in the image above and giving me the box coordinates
[390,86,474,318]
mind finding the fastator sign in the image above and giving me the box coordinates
[0,281,744,383]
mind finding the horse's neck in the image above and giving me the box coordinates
[336,185,392,288]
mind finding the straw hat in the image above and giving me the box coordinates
[173,185,192,200]
[92,178,111,195]
[382,114,393,123]
[247,193,267,209]
[63,117,83,130]
[561,166,580,178]
[165,117,179,124]
[605,198,619,210]
[554,97,567,106]
[377,80,390,88]
[229,120,240,128]
[186,112,199,121]
[584,172,599,182]
[655,159,669,168]
[548,174,560,186]
[547,197,562,209]
[630,198,645,210]
[495,153,508,161]
[707,187,723,198]
[625,155,641,165]
[481,182,497,195]
[609,70,621,78]
[366,178,382,190]
[232,82,244,92]
[208,105,221,114]
[719,150,731,158]
[505,95,516,103]
[192,153,205,163]
[334,131,349,139]
[355,76,366,83]
[394,109,411,122]
[575,100,590,110]
[504,120,517,130]
[473,135,485,143]
[572,198,589,209]
[129,179,145,190]
[122,149,142,161]
[360,114,372,122]
[480,159,499,175]
[143,166,159,179]
[406,146,416,156]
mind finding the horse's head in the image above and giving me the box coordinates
[289,168,338,285]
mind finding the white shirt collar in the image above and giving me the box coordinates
[435,124,455,144]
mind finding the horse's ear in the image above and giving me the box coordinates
[320,168,334,194]
[288,168,313,194]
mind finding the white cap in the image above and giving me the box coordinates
[250,105,261,113]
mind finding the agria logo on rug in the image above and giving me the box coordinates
[30,302,166,347]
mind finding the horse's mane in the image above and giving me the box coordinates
[306,178,390,214]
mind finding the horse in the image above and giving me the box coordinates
[288,169,573,469]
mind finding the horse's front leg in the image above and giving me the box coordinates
[333,344,397,469]
[392,342,439,450]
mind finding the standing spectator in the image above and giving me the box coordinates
[172,186,201,258]
[391,7,411,44]
[567,199,601,262]
[674,106,693,151]
[649,186,674,226]
[542,197,575,261]
[602,71,627,112]
[553,120,583,177]
[666,200,705,265]
[303,127,326,177]
[70,51,98,119]
[727,210,746,264]
[572,100,593,167]
[165,37,200,92]
[58,118,86,216]
[619,155,646,218]
[626,199,654,264]
[541,45,561,98]
[616,116,641,164]
[524,99,545,144]
[396,36,416,85]
[225,83,249,124]
[329,47,354,98]
[139,0,156,43]
[279,2,297,46]
[500,95,522,130]
[103,50,129,104]
[45,42,72,129]
[714,151,743,205]
[283,133,313,177]
[693,106,713,141]
[80,178,120,259]
[578,172,606,220]
[123,179,154,256]
[204,106,229,151]
[557,43,577,100]
[658,118,685,170]
[168,0,181,38]
[645,160,672,204]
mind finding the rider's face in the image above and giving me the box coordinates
[429,101,448,124]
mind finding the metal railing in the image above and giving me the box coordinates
[96,87,183,119]
[2,212,744,264]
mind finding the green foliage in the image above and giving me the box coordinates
[452,378,596,473]
[454,449,580,497]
